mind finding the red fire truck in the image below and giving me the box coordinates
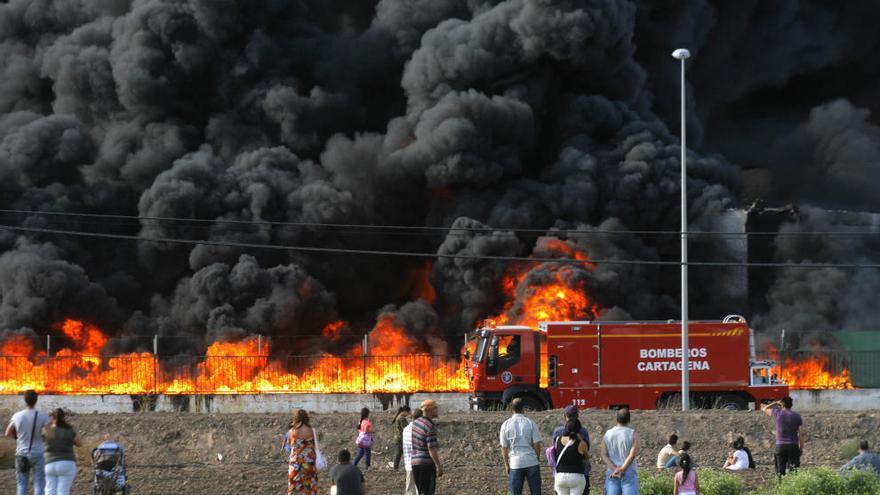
[466,315,788,410]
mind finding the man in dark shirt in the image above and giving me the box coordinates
[762,396,804,476]
[840,441,880,474]
[552,405,590,493]
[330,449,365,495]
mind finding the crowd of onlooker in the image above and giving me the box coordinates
[7,390,880,495]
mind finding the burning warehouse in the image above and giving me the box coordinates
[0,1,878,398]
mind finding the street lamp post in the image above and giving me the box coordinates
[672,48,691,411]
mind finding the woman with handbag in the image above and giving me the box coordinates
[353,407,373,469]
[554,419,589,495]
[288,409,320,495]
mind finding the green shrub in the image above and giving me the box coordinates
[638,469,674,495]
[841,467,880,495]
[774,467,844,495]
[840,439,861,460]
[763,466,880,495]
[697,468,746,495]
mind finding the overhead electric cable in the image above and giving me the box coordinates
[2,208,880,237]
[2,223,880,269]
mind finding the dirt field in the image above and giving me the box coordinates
[1,408,878,494]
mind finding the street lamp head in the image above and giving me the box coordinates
[671,48,691,60]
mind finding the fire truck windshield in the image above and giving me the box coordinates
[473,336,488,363]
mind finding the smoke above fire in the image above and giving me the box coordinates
[0,0,879,358]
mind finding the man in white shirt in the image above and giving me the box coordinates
[500,398,543,495]
[656,433,679,469]
[402,408,421,495]
[5,390,52,495]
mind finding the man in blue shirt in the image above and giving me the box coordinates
[552,405,590,494]
[840,441,880,475]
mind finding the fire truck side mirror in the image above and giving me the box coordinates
[548,355,558,386]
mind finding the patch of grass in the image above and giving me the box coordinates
[759,466,880,495]
[697,468,746,495]
[639,469,674,495]
[840,439,860,460]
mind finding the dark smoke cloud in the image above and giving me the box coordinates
[755,207,880,345]
[0,0,877,356]
[769,98,880,210]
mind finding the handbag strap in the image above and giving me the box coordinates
[312,428,320,452]
[26,410,38,455]
[557,438,575,463]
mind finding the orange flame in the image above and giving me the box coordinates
[767,346,853,389]
[486,238,598,328]
[0,319,468,395]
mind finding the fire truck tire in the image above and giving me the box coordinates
[717,394,747,411]
[515,395,546,412]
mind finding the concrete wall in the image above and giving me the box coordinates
[791,389,880,411]
[0,389,876,414]
[0,393,472,414]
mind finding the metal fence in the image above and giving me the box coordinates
[775,349,880,388]
[0,353,468,395]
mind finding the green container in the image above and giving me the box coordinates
[832,332,880,388]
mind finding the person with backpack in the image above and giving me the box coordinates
[389,405,411,470]
[353,407,373,469]
[553,419,589,495]
[5,390,52,495]
[673,453,700,495]
[43,408,82,495]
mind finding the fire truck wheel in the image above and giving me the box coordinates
[515,395,545,412]
[717,394,747,411]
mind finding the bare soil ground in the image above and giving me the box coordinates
[1,408,878,494]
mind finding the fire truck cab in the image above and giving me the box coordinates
[467,316,788,411]
[467,325,551,411]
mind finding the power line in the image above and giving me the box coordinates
[3,223,880,269]
[3,208,880,237]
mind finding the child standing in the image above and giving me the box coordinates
[673,453,699,495]
[353,407,373,469]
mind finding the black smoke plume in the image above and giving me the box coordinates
[0,0,878,356]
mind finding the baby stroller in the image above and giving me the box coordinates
[92,440,131,494]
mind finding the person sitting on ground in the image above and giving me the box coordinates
[673,453,699,495]
[840,440,880,475]
[722,441,749,471]
[678,441,693,465]
[331,449,365,495]
[656,434,679,469]
[734,436,755,469]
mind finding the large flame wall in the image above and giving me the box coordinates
[0,320,468,395]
